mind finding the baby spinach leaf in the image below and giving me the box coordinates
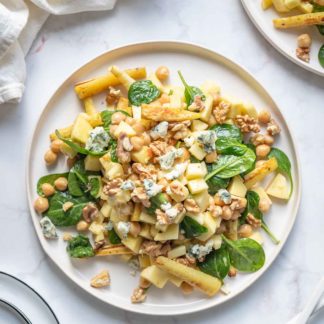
[216,138,247,156]
[146,193,169,216]
[44,192,91,226]
[198,244,230,280]
[190,155,201,163]
[56,130,108,157]
[319,45,324,68]
[88,176,102,199]
[101,110,130,133]
[68,171,84,197]
[313,4,324,35]
[128,80,160,106]
[206,163,230,195]
[222,235,265,272]
[180,216,208,238]
[268,147,293,198]
[210,124,243,142]
[66,234,94,258]
[242,191,280,244]
[108,228,121,244]
[241,143,256,176]
[205,148,256,180]
[37,173,68,196]
[109,139,118,162]
[178,71,205,106]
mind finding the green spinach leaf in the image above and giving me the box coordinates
[198,244,230,280]
[88,176,102,199]
[146,193,169,216]
[190,155,201,163]
[205,148,256,180]
[222,235,265,272]
[37,173,68,196]
[216,138,247,156]
[313,3,324,35]
[210,124,243,142]
[109,139,118,162]
[206,163,230,195]
[180,216,208,238]
[128,80,160,106]
[68,171,84,197]
[44,191,91,226]
[108,228,121,244]
[66,234,94,258]
[178,71,205,106]
[319,44,324,68]
[268,147,293,198]
[101,110,130,132]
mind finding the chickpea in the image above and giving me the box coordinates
[264,134,274,146]
[111,112,126,125]
[76,220,89,232]
[50,140,62,154]
[41,183,55,197]
[34,196,49,213]
[44,149,57,165]
[214,194,225,207]
[259,198,271,213]
[129,222,141,237]
[155,66,169,81]
[132,122,145,134]
[159,93,170,104]
[125,116,136,126]
[67,157,76,169]
[141,132,151,145]
[258,110,271,124]
[256,144,271,159]
[54,177,68,191]
[238,224,253,238]
[228,266,237,277]
[221,206,233,220]
[130,136,144,151]
[297,33,312,48]
[139,277,151,289]
[205,151,217,163]
[109,125,118,138]
[63,232,73,241]
[180,282,193,295]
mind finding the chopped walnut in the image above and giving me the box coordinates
[296,34,311,63]
[168,121,191,140]
[296,47,310,63]
[208,204,223,218]
[90,270,110,288]
[176,254,196,267]
[246,213,261,228]
[184,198,200,214]
[62,201,73,212]
[213,101,230,124]
[131,187,151,207]
[235,115,260,133]
[156,208,171,225]
[149,141,168,157]
[188,95,205,112]
[230,196,247,211]
[170,180,188,202]
[62,232,73,241]
[131,287,147,303]
[117,133,131,164]
[267,119,281,136]
[102,178,123,196]
[106,87,121,105]
[140,240,171,258]
[115,201,134,217]
[82,203,99,223]
[250,133,266,146]
[132,163,157,181]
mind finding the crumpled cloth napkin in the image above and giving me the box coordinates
[0,0,116,105]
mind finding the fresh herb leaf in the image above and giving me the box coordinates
[178,71,205,106]
[190,155,201,163]
[66,234,94,258]
[146,193,169,216]
[206,163,230,195]
[205,148,256,180]
[210,124,243,142]
[109,139,118,162]
[88,176,102,199]
[128,80,160,106]
[222,235,265,272]
[108,228,121,244]
[68,171,84,197]
[180,216,208,238]
[313,3,324,35]
[216,138,247,156]
[37,173,68,196]
[268,147,293,198]
[198,244,230,280]
[44,191,92,226]
[319,44,324,68]
[101,110,130,132]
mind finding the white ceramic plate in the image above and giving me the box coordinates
[241,0,324,77]
[26,41,301,316]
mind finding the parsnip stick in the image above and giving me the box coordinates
[273,12,324,29]
[96,244,133,256]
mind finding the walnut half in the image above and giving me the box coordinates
[90,270,110,288]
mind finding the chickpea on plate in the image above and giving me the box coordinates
[34,64,293,303]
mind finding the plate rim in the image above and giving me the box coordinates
[26,40,302,316]
[241,0,324,78]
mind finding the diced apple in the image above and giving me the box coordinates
[150,225,158,237]
[167,245,186,259]
[262,0,273,10]
[189,143,207,160]
[173,211,186,224]
[131,203,142,221]
[168,274,183,287]
[155,222,168,233]
[200,95,214,122]
[89,222,104,236]
[192,190,210,212]
[119,254,133,262]
[228,176,247,198]
[139,211,156,224]
[266,173,290,200]
[100,202,112,218]
[102,162,124,180]
[71,114,93,144]
[208,234,222,250]
[110,208,129,222]
[114,121,136,137]
[154,224,179,241]
[60,142,77,158]
[243,103,258,119]
[141,265,169,288]
[187,179,208,194]
[191,120,209,132]
[186,163,207,180]
[122,235,143,253]
[131,146,152,164]
[249,231,264,245]
[139,254,151,269]
[272,0,289,12]
[251,186,272,205]
[196,212,221,242]
[298,2,313,13]
[200,80,220,97]
[84,155,101,171]
[132,105,142,120]
[139,223,152,240]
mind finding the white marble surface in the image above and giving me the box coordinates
[0,0,324,323]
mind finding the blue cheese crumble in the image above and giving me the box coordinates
[120,180,135,191]
[189,240,214,260]
[117,221,131,239]
[106,221,114,231]
[150,121,169,140]
[157,148,183,170]
[160,202,172,211]
[40,216,58,239]
[218,189,232,204]
[143,179,163,197]
[196,131,216,153]
[85,127,110,152]
[164,162,188,180]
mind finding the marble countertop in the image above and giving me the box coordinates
[0,0,324,323]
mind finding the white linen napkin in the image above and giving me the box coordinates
[0,0,116,105]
